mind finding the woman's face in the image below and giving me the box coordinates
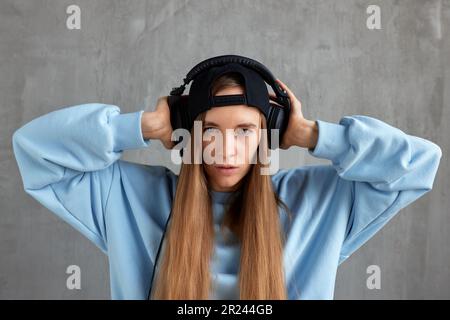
[202,85,262,192]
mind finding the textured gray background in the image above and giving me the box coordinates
[1,0,449,299]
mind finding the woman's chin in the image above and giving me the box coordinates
[213,178,241,191]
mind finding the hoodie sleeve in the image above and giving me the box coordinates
[307,115,442,264]
[12,103,151,254]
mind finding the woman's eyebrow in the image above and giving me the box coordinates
[236,122,258,128]
[204,121,258,128]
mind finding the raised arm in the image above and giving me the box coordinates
[307,115,442,263]
[12,101,172,254]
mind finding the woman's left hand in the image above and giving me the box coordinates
[269,79,318,150]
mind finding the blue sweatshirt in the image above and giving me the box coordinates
[12,103,442,299]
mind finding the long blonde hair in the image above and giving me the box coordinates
[151,72,291,299]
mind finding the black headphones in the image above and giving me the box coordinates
[167,54,291,150]
[147,55,290,299]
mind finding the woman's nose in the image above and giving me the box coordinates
[221,130,238,163]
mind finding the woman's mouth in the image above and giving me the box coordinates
[214,165,239,175]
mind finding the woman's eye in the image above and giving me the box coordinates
[203,127,254,136]
[203,127,219,134]
[235,128,253,136]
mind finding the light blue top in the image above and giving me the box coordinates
[12,103,442,299]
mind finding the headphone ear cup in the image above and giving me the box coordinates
[267,102,288,149]
[167,95,181,131]
[179,95,191,133]
[167,95,190,157]
[168,95,191,130]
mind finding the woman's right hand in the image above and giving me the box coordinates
[141,96,174,149]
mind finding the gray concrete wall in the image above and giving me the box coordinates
[1,0,448,299]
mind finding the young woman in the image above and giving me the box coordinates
[12,73,442,300]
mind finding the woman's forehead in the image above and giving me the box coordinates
[204,105,261,126]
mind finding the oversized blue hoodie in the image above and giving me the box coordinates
[12,103,442,299]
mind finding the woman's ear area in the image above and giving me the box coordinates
[258,110,267,144]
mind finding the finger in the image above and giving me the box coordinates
[277,79,302,107]
[276,79,295,98]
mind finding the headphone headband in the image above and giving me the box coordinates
[171,55,289,104]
